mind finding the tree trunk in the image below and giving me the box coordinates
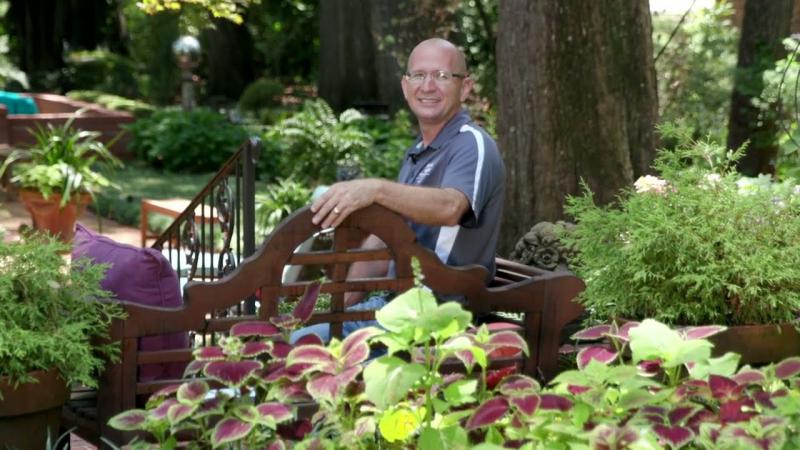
[318,0,381,112]
[496,0,658,255]
[318,0,441,113]
[727,0,794,176]
[200,17,256,103]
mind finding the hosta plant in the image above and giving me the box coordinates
[564,128,800,326]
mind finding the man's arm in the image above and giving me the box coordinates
[311,178,470,229]
[344,234,390,307]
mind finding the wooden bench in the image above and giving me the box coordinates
[63,204,585,445]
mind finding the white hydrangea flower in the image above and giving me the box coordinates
[634,175,669,194]
[700,173,722,189]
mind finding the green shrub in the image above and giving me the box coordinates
[564,126,800,326]
[64,49,139,98]
[239,77,284,113]
[262,99,373,184]
[127,107,250,173]
[66,90,155,117]
[255,178,311,237]
[358,110,414,180]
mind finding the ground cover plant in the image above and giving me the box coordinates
[109,261,800,449]
[564,126,800,326]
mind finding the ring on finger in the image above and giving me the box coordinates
[333,206,341,214]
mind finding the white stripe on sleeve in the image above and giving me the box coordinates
[459,124,486,214]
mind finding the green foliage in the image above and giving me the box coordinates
[66,90,156,117]
[239,77,283,113]
[127,107,250,173]
[653,3,738,145]
[90,162,219,228]
[255,178,310,237]
[123,5,180,105]
[110,273,800,448]
[0,236,124,387]
[63,49,139,98]
[245,0,318,81]
[358,109,414,180]
[262,99,373,184]
[137,0,259,24]
[0,113,122,206]
[760,38,800,179]
[564,127,800,326]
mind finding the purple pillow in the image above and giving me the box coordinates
[72,223,189,382]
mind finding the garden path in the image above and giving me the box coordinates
[1,196,141,246]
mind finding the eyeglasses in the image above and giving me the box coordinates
[404,70,468,85]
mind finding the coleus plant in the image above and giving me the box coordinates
[109,261,800,449]
[108,281,323,448]
[107,260,530,449]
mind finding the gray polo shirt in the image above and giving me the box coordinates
[398,109,505,282]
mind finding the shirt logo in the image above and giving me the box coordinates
[414,163,435,184]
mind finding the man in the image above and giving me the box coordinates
[295,38,505,340]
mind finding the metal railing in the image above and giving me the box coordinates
[151,137,260,313]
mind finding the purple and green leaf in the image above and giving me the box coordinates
[577,346,618,370]
[652,424,694,448]
[204,360,263,387]
[108,409,149,431]
[211,418,254,447]
[194,346,226,361]
[775,357,800,380]
[177,380,210,405]
[231,321,281,338]
[465,397,509,430]
[256,402,294,424]
[292,281,321,323]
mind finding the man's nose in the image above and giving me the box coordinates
[421,74,437,90]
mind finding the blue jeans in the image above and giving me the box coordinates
[290,294,388,344]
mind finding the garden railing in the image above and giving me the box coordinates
[150,136,260,314]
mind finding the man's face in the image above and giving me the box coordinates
[401,44,473,129]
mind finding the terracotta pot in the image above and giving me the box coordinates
[19,189,91,243]
[709,323,800,365]
[0,369,70,449]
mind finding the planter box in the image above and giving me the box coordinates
[0,93,134,158]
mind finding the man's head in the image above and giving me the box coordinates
[402,38,473,129]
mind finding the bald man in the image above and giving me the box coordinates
[294,38,505,342]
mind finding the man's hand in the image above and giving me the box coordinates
[311,179,382,228]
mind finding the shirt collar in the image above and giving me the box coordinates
[408,109,471,159]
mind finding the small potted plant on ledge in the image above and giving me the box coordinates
[0,235,124,449]
[564,125,800,364]
[0,112,121,242]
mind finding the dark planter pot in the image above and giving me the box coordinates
[19,189,91,243]
[0,369,70,450]
[709,323,800,365]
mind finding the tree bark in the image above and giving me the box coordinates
[200,17,256,102]
[496,0,658,254]
[318,0,381,112]
[727,0,794,176]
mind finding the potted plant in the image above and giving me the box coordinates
[563,126,800,363]
[0,235,124,449]
[0,112,121,242]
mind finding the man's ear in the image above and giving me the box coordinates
[401,77,409,100]
[460,78,474,102]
